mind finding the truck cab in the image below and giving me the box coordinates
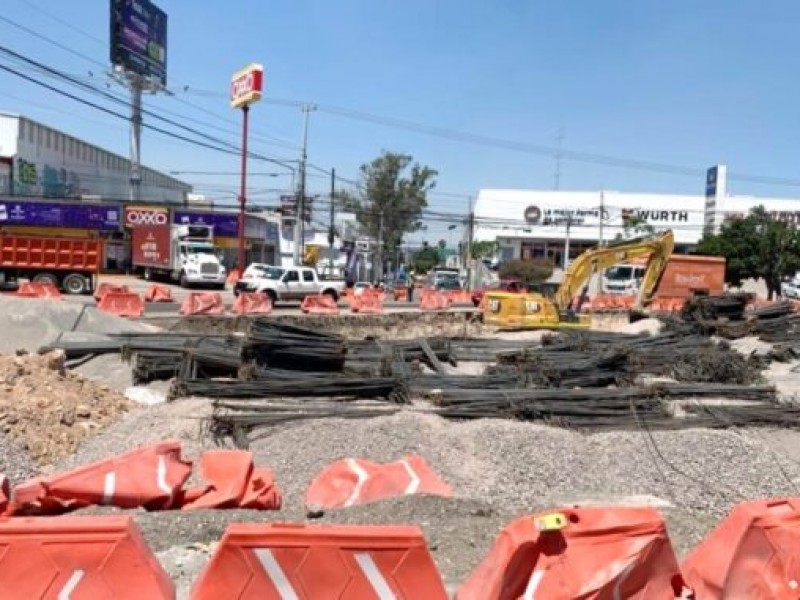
[602,264,646,295]
[172,225,226,288]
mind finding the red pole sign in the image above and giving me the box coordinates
[230,64,264,109]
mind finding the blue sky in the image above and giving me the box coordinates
[1,0,799,243]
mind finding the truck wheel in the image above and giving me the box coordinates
[62,273,88,295]
[179,272,189,288]
[265,290,277,306]
[32,273,59,288]
[144,268,153,281]
[323,289,338,302]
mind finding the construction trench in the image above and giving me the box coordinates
[4,294,800,597]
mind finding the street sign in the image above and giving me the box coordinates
[230,63,264,109]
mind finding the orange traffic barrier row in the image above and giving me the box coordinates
[0,516,174,600]
[301,294,340,315]
[232,291,273,315]
[445,290,472,305]
[16,281,62,300]
[97,291,145,317]
[649,296,686,312]
[5,441,282,516]
[350,290,385,314]
[190,523,449,600]
[180,292,224,316]
[143,283,174,303]
[94,282,129,302]
[419,289,450,311]
[305,454,452,511]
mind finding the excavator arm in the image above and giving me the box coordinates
[554,229,675,311]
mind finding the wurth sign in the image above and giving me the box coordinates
[230,63,264,109]
[125,206,170,227]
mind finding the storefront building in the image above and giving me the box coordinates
[473,187,800,265]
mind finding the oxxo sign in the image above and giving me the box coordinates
[230,63,264,109]
[125,206,169,227]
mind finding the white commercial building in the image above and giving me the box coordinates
[473,186,800,266]
[0,112,190,202]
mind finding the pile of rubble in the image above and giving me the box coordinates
[0,351,131,467]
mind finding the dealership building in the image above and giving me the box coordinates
[0,112,281,269]
[473,183,800,266]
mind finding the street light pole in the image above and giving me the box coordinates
[293,104,315,265]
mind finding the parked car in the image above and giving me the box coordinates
[242,263,276,280]
[471,279,527,307]
[234,265,285,297]
[782,276,800,299]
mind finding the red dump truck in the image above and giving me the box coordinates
[0,232,101,294]
[602,254,726,299]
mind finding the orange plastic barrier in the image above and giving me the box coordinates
[445,290,472,305]
[456,506,684,600]
[181,450,281,511]
[419,289,450,311]
[143,283,174,303]
[179,292,225,316]
[0,474,7,514]
[190,523,448,600]
[10,440,192,515]
[226,268,241,284]
[394,287,408,302]
[682,497,800,599]
[301,294,340,315]
[16,281,62,300]
[350,290,385,314]
[0,516,173,599]
[94,282,129,302]
[305,454,453,511]
[649,297,685,313]
[232,291,273,315]
[97,291,145,317]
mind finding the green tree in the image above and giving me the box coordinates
[411,246,440,273]
[339,151,437,254]
[498,258,554,284]
[615,214,656,240]
[470,240,499,260]
[696,206,800,299]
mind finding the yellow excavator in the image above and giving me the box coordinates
[482,229,675,329]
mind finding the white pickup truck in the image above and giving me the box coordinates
[234,265,345,304]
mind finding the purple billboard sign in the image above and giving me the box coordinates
[173,211,239,238]
[110,0,168,86]
[0,199,121,231]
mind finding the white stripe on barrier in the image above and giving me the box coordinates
[354,553,396,600]
[400,459,420,495]
[102,472,115,505]
[156,455,172,504]
[254,549,299,600]
[58,569,85,600]
[523,569,545,600]
[344,458,369,508]
[613,562,635,600]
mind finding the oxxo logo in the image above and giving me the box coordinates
[125,208,168,227]
[230,63,264,108]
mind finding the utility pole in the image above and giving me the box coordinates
[377,210,385,282]
[553,126,564,191]
[293,103,315,265]
[129,74,143,202]
[328,168,335,274]
[563,214,572,270]
[598,190,605,247]
[466,197,474,290]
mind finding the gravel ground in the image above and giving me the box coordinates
[0,432,38,483]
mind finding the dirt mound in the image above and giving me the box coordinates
[0,351,132,467]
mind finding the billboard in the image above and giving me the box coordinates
[0,199,120,231]
[110,0,168,86]
[230,64,264,109]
